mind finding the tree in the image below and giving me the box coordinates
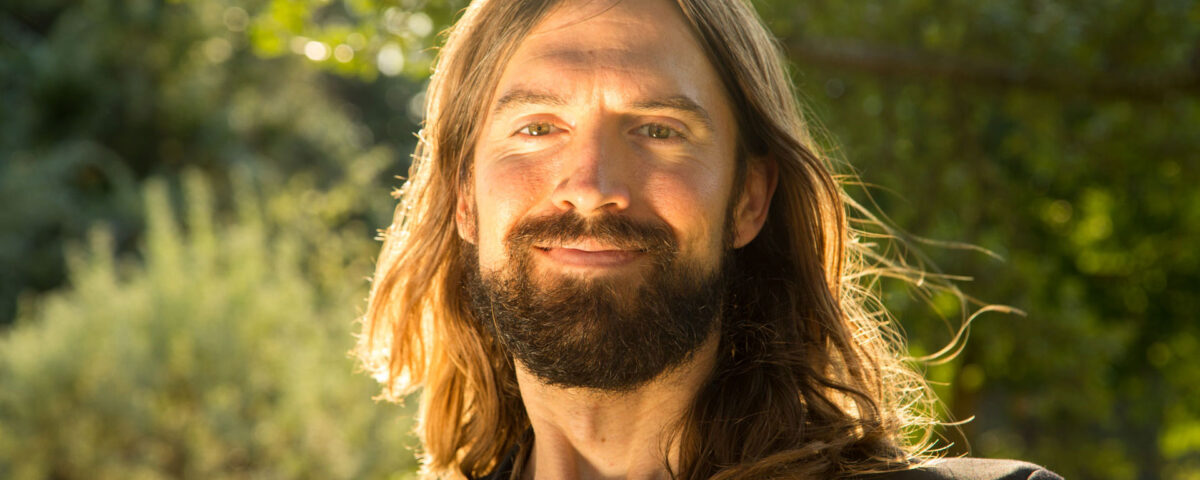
[755,1,1200,478]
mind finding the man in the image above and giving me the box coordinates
[356,1,1061,479]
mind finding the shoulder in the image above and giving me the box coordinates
[853,458,1063,480]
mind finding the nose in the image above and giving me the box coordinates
[550,128,632,215]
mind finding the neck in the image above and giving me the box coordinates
[514,333,719,480]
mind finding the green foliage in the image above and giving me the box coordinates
[763,1,1200,478]
[0,0,427,324]
[0,171,416,479]
[244,0,466,80]
[2,0,1198,479]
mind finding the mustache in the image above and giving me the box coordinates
[506,212,677,256]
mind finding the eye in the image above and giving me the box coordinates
[516,122,558,136]
[637,123,682,140]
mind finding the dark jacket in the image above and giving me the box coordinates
[475,454,1062,480]
[855,458,1062,480]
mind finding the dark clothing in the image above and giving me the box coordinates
[854,458,1062,480]
[474,452,1062,480]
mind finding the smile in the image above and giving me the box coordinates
[534,242,646,268]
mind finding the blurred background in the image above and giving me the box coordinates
[0,0,1196,479]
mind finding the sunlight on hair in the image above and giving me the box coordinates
[353,1,1027,478]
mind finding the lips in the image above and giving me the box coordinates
[536,241,644,268]
[508,213,675,270]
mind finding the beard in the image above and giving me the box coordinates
[464,211,730,392]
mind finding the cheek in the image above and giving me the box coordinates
[472,158,556,269]
[642,165,732,256]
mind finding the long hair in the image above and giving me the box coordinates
[355,1,942,478]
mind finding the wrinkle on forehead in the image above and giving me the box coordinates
[533,0,632,35]
[486,0,734,137]
[524,46,672,73]
[512,1,702,81]
[527,0,694,47]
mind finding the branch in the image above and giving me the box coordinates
[784,37,1200,101]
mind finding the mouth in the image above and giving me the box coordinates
[534,240,646,268]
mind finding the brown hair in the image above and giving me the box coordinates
[356,0,942,478]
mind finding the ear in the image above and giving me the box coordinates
[731,157,777,248]
[455,186,478,244]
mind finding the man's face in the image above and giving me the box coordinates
[459,0,765,389]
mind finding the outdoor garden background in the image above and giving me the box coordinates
[1,0,1197,479]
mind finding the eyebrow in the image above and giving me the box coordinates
[491,88,715,132]
[492,89,568,116]
[631,95,715,132]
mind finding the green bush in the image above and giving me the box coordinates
[0,171,418,480]
[0,0,426,324]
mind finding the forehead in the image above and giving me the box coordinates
[491,0,729,111]
[522,0,696,64]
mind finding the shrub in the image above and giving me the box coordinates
[0,171,418,479]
